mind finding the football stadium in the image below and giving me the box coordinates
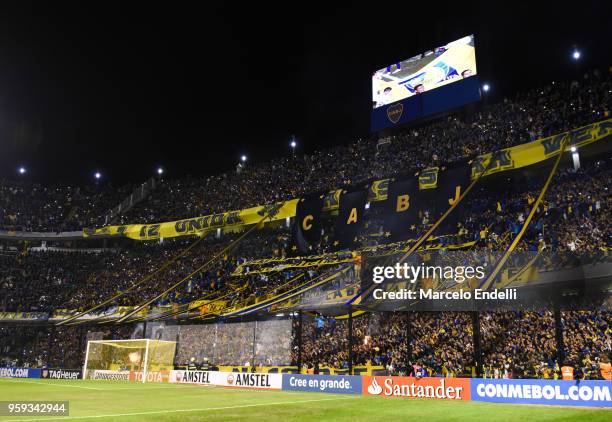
[0,3,611,421]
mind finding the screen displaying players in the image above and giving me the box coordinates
[372,35,477,108]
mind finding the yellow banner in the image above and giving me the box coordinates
[232,253,357,276]
[216,365,383,375]
[0,312,48,321]
[195,300,227,315]
[50,306,146,320]
[470,119,611,178]
[84,200,298,240]
[87,119,610,241]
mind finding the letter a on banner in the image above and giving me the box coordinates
[334,190,367,249]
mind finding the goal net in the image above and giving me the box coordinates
[83,339,176,382]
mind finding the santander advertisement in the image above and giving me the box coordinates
[362,376,471,400]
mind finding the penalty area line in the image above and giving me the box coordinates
[0,396,358,421]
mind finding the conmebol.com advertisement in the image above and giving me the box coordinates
[471,379,612,407]
[0,367,41,379]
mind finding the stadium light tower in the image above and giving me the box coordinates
[18,166,26,175]
[290,135,297,157]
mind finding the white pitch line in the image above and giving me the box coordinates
[0,379,102,391]
[102,386,204,391]
[0,379,264,392]
[0,396,357,421]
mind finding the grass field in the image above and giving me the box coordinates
[0,379,610,421]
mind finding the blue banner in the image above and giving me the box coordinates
[0,367,41,379]
[282,374,362,394]
[471,378,612,407]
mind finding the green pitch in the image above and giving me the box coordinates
[0,379,609,421]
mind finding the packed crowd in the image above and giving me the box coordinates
[0,307,609,380]
[294,312,472,376]
[1,70,609,232]
[0,228,293,312]
[1,156,609,314]
[294,309,611,379]
[0,180,132,232]
[116,69,610,224]
[563,309,612,379]
[456,157,611,261]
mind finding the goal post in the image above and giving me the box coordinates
[83,339,176,382]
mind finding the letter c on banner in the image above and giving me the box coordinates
[302,215,313,231]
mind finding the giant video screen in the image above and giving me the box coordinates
[372,35,477,109]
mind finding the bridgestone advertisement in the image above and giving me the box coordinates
[88,370,130,381]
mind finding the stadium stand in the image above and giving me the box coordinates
[0,69,610,381]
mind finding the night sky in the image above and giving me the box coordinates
[0,2,609,185]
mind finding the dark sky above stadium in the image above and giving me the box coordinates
[0,2,609,185]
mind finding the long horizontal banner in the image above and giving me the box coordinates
[84,200,298,241]
[5,366,611,407]
[50,306,147,321]
[83,119,609,241]
[0,312,48,322]
[216,365,384,376]
[470,120,611,178]
[166,372,612,406]
[232,252,357,276]
[235,238,476,276]
[326,119,611,205]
